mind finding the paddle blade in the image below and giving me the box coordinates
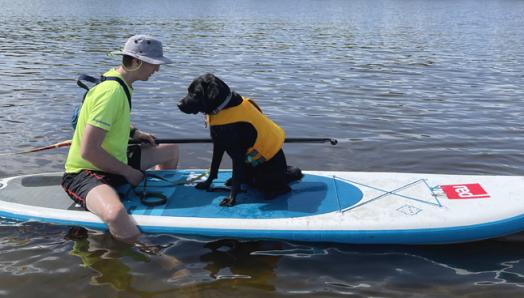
[0,140,72,156]
[26,140,72,153]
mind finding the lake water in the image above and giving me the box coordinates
[1,0,524,296]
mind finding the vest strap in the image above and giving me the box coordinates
[101,76,132,110]
[76,74,132,110]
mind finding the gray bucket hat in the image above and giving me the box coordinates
[111,34,173,65]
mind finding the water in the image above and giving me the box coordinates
[1,0,524,296]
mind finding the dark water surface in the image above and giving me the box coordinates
[1,0,524,296]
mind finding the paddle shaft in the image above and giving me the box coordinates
[131,137,338,145]
[0,137,337,156]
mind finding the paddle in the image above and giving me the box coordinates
[0,137,337,156]
[0,140,73,156]
[130,137,338,145]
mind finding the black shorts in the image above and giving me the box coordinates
[61,145,142,208]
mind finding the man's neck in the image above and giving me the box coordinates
[115,66,135,87]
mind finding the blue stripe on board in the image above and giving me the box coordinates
[0,210,108,231]
[2,209,524,244]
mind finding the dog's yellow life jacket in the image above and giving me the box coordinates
[207,97,285,166]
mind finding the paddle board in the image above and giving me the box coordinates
[0,170,523,244]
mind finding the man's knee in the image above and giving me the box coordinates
[86,186,127,224]
[100,204,128,224]
[157,144,179,169]
[140,143,179,170]
[164,144,179,160]
[85,185,140,243]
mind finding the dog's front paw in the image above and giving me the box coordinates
[219,196,236,207]
[196,181,212,191]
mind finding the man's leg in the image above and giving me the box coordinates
[140,144,179,170]
[86,184,141,244]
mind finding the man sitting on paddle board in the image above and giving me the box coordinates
[61,35,179,244]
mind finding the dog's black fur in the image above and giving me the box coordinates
[178,73,303,206]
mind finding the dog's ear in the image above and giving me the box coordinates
[206,75,230,101]
[205,80,220,101]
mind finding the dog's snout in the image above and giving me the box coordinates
[177,101,189,113]
[178,97,199,114]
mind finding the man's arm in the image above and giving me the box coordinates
[81,124,144,186]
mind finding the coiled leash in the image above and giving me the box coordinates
[133,171,212,206]
[134,172,168,207]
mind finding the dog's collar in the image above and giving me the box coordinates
[209,91,233,115]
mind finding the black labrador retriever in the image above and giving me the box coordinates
[178,73,303,206]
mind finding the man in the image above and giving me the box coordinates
[62,35,178,244]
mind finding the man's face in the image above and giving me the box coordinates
[138,61,160,81]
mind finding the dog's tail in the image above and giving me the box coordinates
[286,166,304,182]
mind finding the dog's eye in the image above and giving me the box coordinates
[192,87,203,97]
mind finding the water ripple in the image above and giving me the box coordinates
[1,0,524,296]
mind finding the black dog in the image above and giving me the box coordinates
[178,73,303,207]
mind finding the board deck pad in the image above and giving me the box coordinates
[118,170,364,219]
[0,170,363,217]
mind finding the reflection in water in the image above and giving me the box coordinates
[65,227,191,294]
[200,239,282,291]
[66,227,140,291]
[64,229,284,295]
[0,222,523,296]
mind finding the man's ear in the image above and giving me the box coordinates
[133,58,143,68]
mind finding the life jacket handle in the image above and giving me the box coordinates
[72,74,132,129]
[76,74,101,91]
[75,74,131,109]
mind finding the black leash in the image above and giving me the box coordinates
[132,171,232,206]
[134,172,169,207]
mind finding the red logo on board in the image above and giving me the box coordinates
[441,184,490,199]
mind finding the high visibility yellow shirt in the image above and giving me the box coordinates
[65,69,133,173]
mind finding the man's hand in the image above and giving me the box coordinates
[133,129,157,146]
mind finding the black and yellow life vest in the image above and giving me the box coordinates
[207,97,285,166]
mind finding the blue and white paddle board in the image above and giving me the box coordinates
[1,170,523,244]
